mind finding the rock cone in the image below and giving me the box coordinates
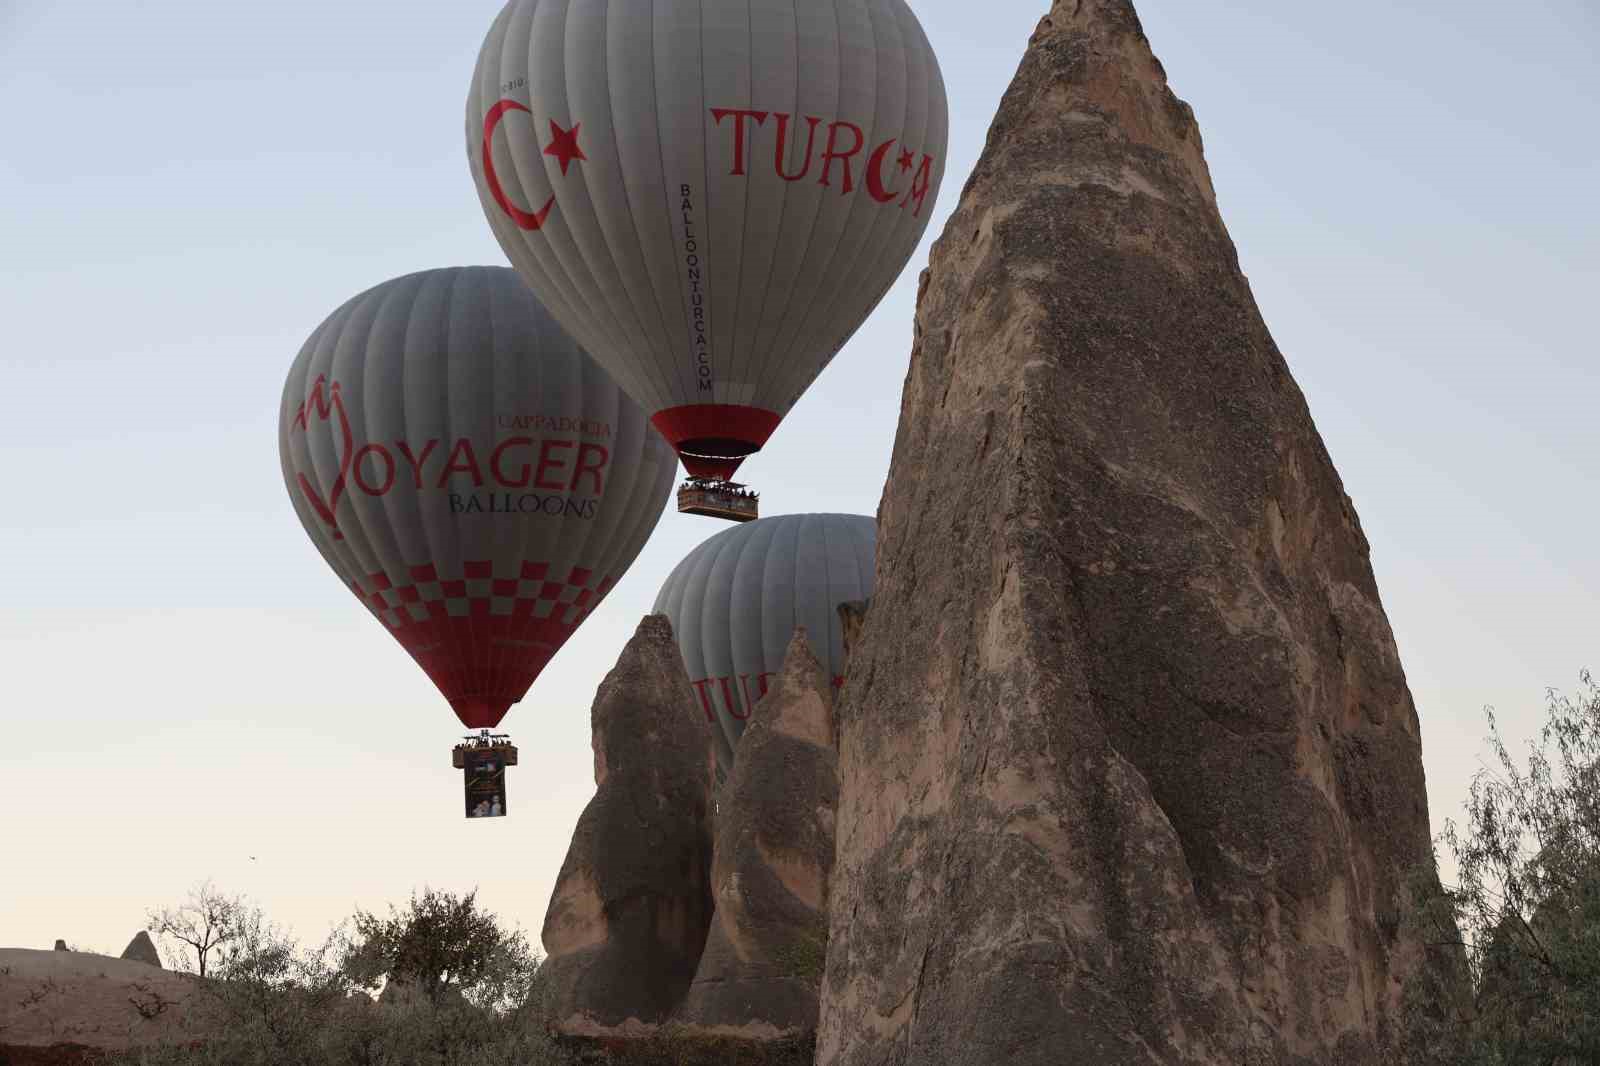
[817,3,1445,1064]
[677,628,839,1039]
[118,931,161,968]
[541,615,718,1038]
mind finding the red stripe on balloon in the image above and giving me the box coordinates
[651,404,782,451]
[651,404,780,480]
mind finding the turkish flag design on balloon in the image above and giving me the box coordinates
[466,0,949,479]
[279,267,676,730]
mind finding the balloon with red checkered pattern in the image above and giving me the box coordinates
[279,267,676,730]
[467,0,948,481]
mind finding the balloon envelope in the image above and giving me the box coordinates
[280,267,676,730]
[652,513,875,766]
[468,0,949,479]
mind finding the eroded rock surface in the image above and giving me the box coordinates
[837,602,868,682]
[541,615,718,1038]
[0,948,196,1050]
[817,2,1445,1064]
[677,628,839,1039]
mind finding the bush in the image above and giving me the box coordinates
[114,998,575,1066]
[559,1029,815,1066]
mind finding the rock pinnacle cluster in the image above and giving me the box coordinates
[540,3,1451,1063]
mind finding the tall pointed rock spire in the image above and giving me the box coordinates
[817,2,1453,1063]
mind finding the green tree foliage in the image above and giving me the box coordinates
[115,887,568,1066]
[341,888,538,1012]
[1400,673,1600,1065]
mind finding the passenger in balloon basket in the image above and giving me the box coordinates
[454,731,517,819]
[677,476,760,521]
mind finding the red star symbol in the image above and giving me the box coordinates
[544,120,587,175]
[897,148,915,172]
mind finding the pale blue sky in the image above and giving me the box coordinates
[1,0,1594,955]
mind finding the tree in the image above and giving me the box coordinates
[339,887,539,1011]
[1399,672,1600,1065]
[147,881,250,979]
[115,889,570,1066]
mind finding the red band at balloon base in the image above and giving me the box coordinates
[651,404,781,480]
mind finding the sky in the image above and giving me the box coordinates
[1,0,1595,957]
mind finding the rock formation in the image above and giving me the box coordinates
[817,2,1447,1064]
[52,940,67,952]
[837,602,868,680]
[540,615,718,1037]
[119,931,162,968]
[677,628,840,1039]
[0,948,196,1052]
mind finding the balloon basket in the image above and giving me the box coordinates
[677,478,759,523]
[454,730,517,819]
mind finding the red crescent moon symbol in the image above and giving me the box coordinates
[482,99,556,231]
[866,138,900,204]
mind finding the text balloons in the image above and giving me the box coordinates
[468,0,948,480]
[280,267,676,730]
[653,513,875,766]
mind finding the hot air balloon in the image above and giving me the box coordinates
[466,0,948,504]
[652,513,875,768]
[279,267,676,811]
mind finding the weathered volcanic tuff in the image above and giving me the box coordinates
[119,931,162,969]
[677,629,839,1039]
[837,602,868,678]
[0,948,196,1051]
[541,615,718,1038]
[816,3,1444,1065]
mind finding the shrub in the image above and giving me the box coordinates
[1399,673,1600,1065]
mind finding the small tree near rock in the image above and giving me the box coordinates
[1400,672,1600,1064]
[147,881,250,979]
[341,887,538,1011]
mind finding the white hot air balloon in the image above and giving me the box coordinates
[280,267,676,734]
[468,1,948,483]
[653,513,875,767]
